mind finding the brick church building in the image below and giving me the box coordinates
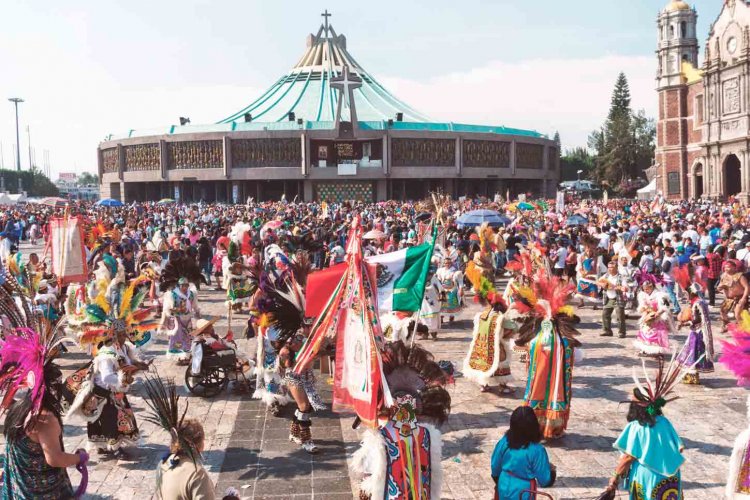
[654,0,750,202]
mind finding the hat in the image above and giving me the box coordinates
[690,254,705,262]
[190,317,218,337]
[177,277,189,285]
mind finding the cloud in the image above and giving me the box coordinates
[380,55,657,152]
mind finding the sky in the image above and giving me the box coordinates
[0,0,721,178]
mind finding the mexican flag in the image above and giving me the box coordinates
[368,241,435,314]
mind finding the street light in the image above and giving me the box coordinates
[8,98,24,171]
[577,169,583,181]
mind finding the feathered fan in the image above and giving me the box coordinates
[159,254,207,292]
[380,341,451,426]
[141,374,199,466]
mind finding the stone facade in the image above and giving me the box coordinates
[656,0,750,202]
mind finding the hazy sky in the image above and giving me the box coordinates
[0,0,720,177]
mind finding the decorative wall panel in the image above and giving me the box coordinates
[463,140,510,168]
[314,182,373,202]
[167,141,222,170]
[124,144,160,172]
[232,138,301,168]
[391,139,455,167]
[516,143,544,169]
[102,148,119,173]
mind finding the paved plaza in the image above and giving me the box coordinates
[9,243,738,499]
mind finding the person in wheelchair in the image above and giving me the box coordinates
[189,318,252,378]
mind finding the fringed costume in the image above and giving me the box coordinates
[634,287,673,356]
[511,272,581,439]
[351,341,451,500]
[604,356,691,500]
[676,284,714,384]
[435,263,463,318]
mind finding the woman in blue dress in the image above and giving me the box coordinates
[604,359,685,500]
[491,406,556,499]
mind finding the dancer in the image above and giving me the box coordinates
[463,278,519,394]
[511,272,582,439]
[351,341,451,500]
[0,301,89,497]
[141,375,239,500]
[676,283,714,385]
[602,357,687,499]
[436,256,463,323]
[160,277,201,363]
[417,268,441,340]
[634,279,673,356]
[719,259,750,332]
[719,311,750,498]
[73,328,150,457]
[575,235,602,308]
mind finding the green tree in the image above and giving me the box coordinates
[77,172,98,186]
[588,72,655,191]
[560,147,595,181]
[0,168,58,197]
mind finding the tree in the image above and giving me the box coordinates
[553,131,561,147]
[77,172,98,186]
[560,147,595,181]
[588,72,656,191]
[0,168,58,197]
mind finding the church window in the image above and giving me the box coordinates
[696,95,704,123]
[670,25,675,39]
[680,21,686,38]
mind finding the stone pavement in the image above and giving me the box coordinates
[1,241,741,499]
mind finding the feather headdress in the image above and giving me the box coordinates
[512,270,581,347]
[720,310,750,385]
[381,341,451,426]
[630,348,703,422]
[141,374,199,466]
[159,254,206,292]
[258,273,306,348]
[672,264,691,292]
[634,269,663,287]
[505,251,533,280]
[67,269,159,348]
[0,305,67,429]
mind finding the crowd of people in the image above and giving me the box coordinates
[0,193,749,499]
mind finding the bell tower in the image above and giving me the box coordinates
[657,1,699,89]
[654,1,700,199]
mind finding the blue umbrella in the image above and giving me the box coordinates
[96,198,124,207]
[566,214,588,226]
[456,209,510,228]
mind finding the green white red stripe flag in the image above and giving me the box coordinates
[368,226,437,314]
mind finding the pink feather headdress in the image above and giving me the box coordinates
[0,326,63,420]
[720,311,750,386]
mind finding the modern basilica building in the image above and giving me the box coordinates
[654,0,750,202]
[98,13,559,203]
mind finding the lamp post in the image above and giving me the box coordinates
[8,98,24,171]
[577,169,583,181]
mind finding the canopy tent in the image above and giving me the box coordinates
[637,179,657,200]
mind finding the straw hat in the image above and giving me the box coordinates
[190,317,218,337]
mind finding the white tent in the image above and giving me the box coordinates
[7,193,26,204]
[636,179,657,200]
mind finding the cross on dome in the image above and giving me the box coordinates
[321,9,332,34]
[330,65,362,98]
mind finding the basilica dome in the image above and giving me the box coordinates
[665,0,691,12]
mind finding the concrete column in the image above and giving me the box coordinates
[300,133,308,176]
[376,179,387,201]
[159,140,168,180]
[455,138,461,175]
[510,140,517,176]
[256,182,262,202]
[116,144,125,181]
[120,181,127,202]
[304,180,313,201]
[97,149,104,185]
[382,135,389,175]
[223,136,232,179]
